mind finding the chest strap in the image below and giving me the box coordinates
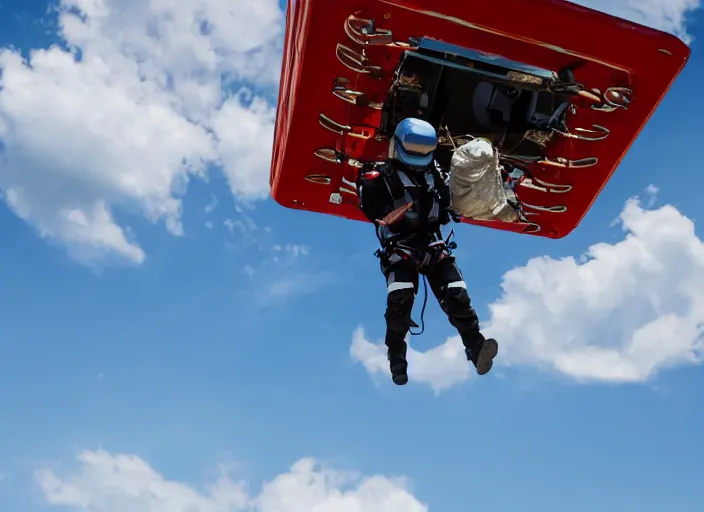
[382,166,442,223]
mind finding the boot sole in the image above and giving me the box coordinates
[391,362,408,385]
[392,373,409,385]
[476,339,499,375]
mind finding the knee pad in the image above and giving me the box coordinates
[439,282,484,345]
[439,283,476,322]
[384,287,415,334]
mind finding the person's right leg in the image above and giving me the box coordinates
[426,256,498,375]
[382,259,419,385]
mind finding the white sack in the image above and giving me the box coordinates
[448,139,519,222]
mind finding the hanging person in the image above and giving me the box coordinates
[355,117,499,386]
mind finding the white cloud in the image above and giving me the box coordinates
[351,196,704,391]
[350,327,472,395]
[224,215,258,243]
[236,242,320,300]
[36,449,427,512]
[644,184,660,207]
[204,196,219,214]
[645,185,660,196]
[486,196,704,383]
[256,270,332,303]
[271,243,310,262]
[570,0,700,42]
[0,0,281,264]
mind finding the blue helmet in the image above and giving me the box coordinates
[390,118,437,168]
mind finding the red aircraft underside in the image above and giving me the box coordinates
[269,0,690,238]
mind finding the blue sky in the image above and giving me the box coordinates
[1,0,703,511]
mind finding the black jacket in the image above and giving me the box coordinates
[356,159,452,247]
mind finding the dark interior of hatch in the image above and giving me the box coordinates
[379,41,569,172]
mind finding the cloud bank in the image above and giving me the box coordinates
[352,196,704,391]
[36,449,427,512]
[0,0,282,263]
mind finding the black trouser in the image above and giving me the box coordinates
[382,253,485,356]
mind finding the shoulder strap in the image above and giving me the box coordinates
[381,165,412,208]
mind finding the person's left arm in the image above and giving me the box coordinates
[431,165,459,223]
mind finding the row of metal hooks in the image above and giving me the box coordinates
[304,14,401,205]
[306,12,635,234]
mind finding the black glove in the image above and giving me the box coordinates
[449,208,463,223]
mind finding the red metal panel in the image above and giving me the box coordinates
[270,0,690,238]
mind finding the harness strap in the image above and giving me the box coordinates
[382,167,412,210]
[382,165,445,226]
[377,235,455,272]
